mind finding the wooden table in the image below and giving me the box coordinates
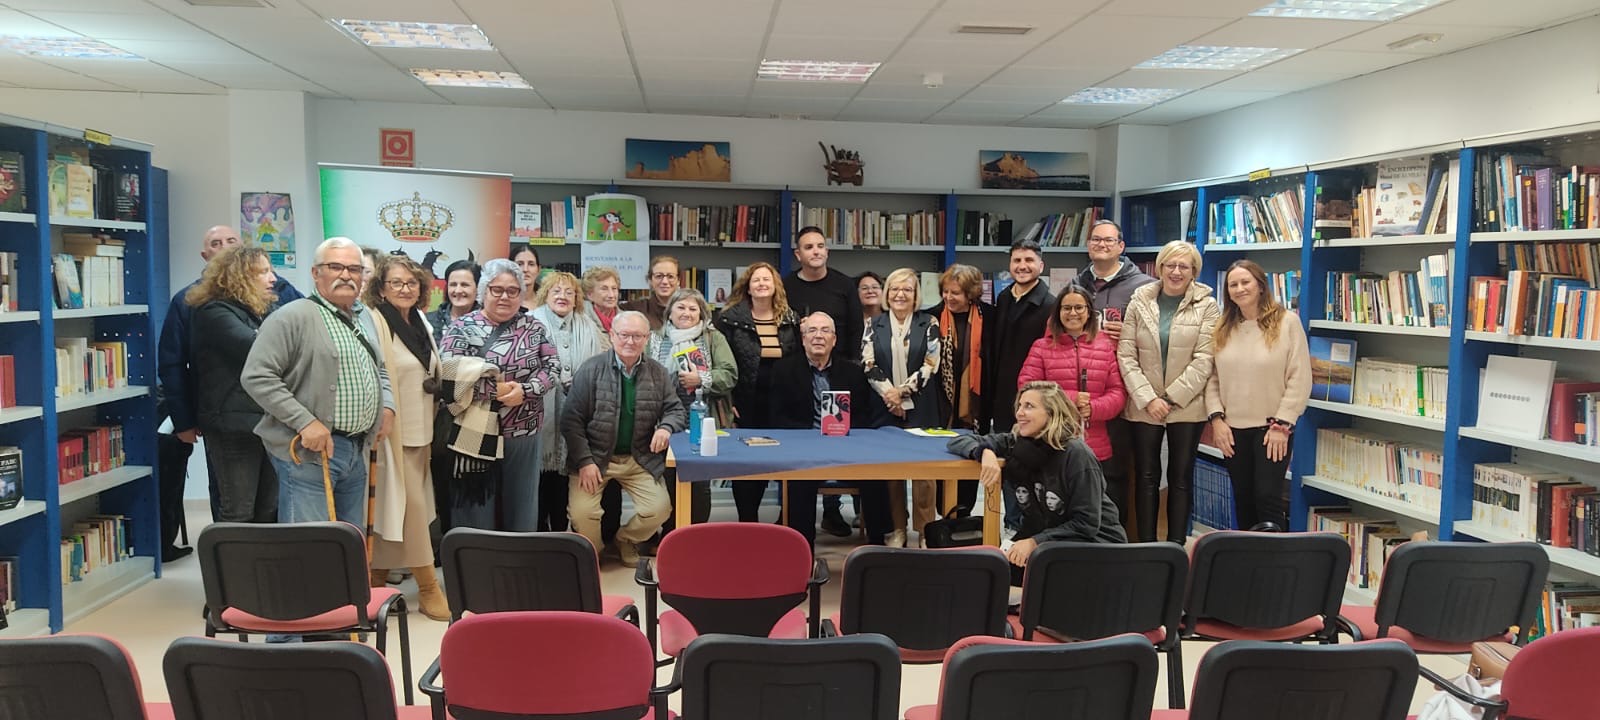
[666,428,1003,546]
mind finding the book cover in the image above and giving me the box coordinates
[706,268,733,306]
[64,163,94,219]
[51,254,82,309]
[0,446,19,511]
[112,171,141,222]
[1477,355,1557,440]
[821,390,850,436]
[671,345,709,375]
[1309,336,1356,403]
[1549,380,1600,443]
[0,151,24,213]
[1371,157,1431,236]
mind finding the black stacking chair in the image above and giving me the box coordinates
[1011,541,1189,708]
[1176,640,1418,720]
[823,546,1010,663]
[903,633,1159,720]
[196,522,413,705]
[671,633,902,720]
[1181,531,1350,646]
[438,528,637,624]
[0,633,169,720]
[163,636,429,719]
[1338,541,1548,653]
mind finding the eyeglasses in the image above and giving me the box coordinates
[486,286,522,299]
[1060,304,1090,313]
[613,331,649,342]
[651,273,678,281]
[384,279,420,291]
[1087,237,1122,246]
[317,262,362,276]
[1162,262,1194,273]
[887,287,914,296]
[802,327,835,336]
[545,288,577,299]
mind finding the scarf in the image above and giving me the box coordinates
[532,306,608,471]
[438,354,503,505]
[377,301,433,371]
[940,304,983,406]
[593,304,616,332]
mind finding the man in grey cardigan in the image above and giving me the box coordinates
[562,311,686,567]
[243,237,395,527]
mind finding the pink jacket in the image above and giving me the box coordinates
[1018,331,1126,460]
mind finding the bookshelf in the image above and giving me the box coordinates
[0,112,166,633]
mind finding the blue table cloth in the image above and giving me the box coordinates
[670,427,968,483]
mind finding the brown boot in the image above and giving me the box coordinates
[369,568,388,588]
[411,564,450,622]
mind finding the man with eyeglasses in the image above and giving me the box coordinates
[562,311,687,567]
[156,224,302,561]
[1075,219,1154,533]
[767,312,893,547]
[243,237,395,528]
[620,256,680,330]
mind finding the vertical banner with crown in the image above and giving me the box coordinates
[319,164,511,310]
[581,193,651,290]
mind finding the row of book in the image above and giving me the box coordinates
[1213,269,1300,310]
[955,210,1012,248]
[1467,462,1593,548]
[510,197,583,242]
[1338,158,1456,238]
[0,251,19,311]
[1313,428,1443,512]
[1125,198,1197,248]
[648,203,778,246]
[789,202,947,248]
[61,514,133,586]
[57,425,125,485]
[1207,186,1304,245]
[1533,583,1600,638]
[1322,254,1453,327]
[54,338,128,399]
[45,152,142,223]
[1307,506,1410,591]
[52,254,125,309]
[1024,207,1106,248]
[1356,357,1448,420]
[1474,151,1600,233]
[1467,272,1599,339]
[0,355,14,409]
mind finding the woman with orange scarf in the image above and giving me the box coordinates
[928,263,992,516]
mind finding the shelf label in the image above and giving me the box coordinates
[1248,168,1272,181]
[83,129,113,146]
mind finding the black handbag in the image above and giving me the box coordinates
[921,506,984,548]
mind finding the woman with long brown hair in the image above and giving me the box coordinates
[1205,259,1310,530]
[715,261,799,521]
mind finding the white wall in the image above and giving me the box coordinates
[1167,16,1600,181]
[228,90,319,291]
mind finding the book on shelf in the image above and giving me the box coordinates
[1218,269,1299,309]
[1308,336,1356,403]
[1470,462,1573,542]
[1313,427,1443,511]
[650,202,777,245]
[0,355,14,408]
[0,445,20,511]
[1474,149,1600,232]
[0,251,18,311]
[705,268,733,307]
[1323,251,1451,327]
[1046,267,1075,294]
[918,271,940,310]
[956,210,1013,247]
[53,339,129,398]
[1578,391,1600,446]
[1206,184,1304,245]
[60,513,132,585]
[55,425,125,486]
[0,151,24,213]
[1476,355,1556,440]
[51,253,82,309]
[1307,505,1408,590]
[1355,357,1447,419]
[791,200,944,248]
[1549,380,1600,443]
[1532,582,1600,639]
[511,196,587,241]
[1371,157,1431,236]
[1024,206,1104,248]
[0,556,16,614]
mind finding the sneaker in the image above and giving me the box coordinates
[820,511,852,538]
[886,530,907,548]
[617,539,641,568]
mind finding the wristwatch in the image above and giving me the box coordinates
[1266,417,1294,432]
[1208,412,1226,422]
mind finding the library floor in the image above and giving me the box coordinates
[68,497,1469,714]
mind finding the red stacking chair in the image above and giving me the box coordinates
[439,528,637,624]
[1181,531,1349,645]
[419,610,668,720]
[1338,541,1548,653]
[196,521,413,705]
[903,634,1158,720]
[0,633,174,720]
[1152,640,1417,720]
[823,546,1010,663]
[636,523,827,663]
[1431,626,1600,720]
[162,636,430,719]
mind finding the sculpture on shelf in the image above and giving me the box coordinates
[819,142,863,186]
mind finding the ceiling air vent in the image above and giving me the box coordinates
[956,23,1033,36]
[182,0,272,7]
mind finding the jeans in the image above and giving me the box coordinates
[1131,421,1204,544]
[785,481,891,547]
[206,430,279,523]
[271,434,368,527]
[499,434,542,532]
[1224,426,1291,530]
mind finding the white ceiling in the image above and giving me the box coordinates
[0,0,1596,127]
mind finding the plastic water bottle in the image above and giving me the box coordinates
[689,388,707,454]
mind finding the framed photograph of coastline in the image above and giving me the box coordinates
[979,150,1090,191]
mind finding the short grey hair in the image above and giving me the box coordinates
[314,236,359,265]
[801,311,834,329]
[662,287,711,329]
[612,310,648,332]
[478,258,524,304]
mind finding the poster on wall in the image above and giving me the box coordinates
[624,139,731,182]
[241,192,296,268]
[978,150,1090,191]
[319,163,511,310]
[580,193,650,290]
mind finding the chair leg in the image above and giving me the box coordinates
[1166,643,1185,709]
[397,599,414,706]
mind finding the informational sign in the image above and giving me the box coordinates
[380,128,415,168]
[580,193,650,290]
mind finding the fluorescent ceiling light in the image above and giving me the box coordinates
[410,68,530,89]
[335,20,494,51]
[1250,0,1448,22]
[1061,87,1184,105]
[758,60,879,82]
[0,36,141,60]
[1138,45,1302,71]
[1387,32,1443,50]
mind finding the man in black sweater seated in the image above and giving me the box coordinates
[768,312,893,547]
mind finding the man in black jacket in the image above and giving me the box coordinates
[783,226,862,361]
[984,240,1055,531]
[768,312,892,547]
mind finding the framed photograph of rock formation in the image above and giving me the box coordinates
[978,150,1090,191]
[625,138,732,183]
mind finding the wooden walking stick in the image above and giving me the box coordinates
[288,434,337,520]
[365,446,378,560]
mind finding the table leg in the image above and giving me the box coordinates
[982,481,1001,547]
[940,478,957,516]
[780,480,790,525]
[675,475,692,526]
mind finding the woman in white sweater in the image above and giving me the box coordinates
[1205,259,1311,530]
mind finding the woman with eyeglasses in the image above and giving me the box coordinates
[1206,259,1310,531]
[863,267,942,547]
[529,271,611,533]
[1019,282,1127,517]
[649,287,736,527]
[362,255,448,621]
[715,261,799,521]
[439,258,561,532]
[857,271,884,329]
[1117,240,1220,545]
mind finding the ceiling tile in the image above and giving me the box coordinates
[617,0,770,59]
[870,62,1001,86]
[1260,48,1416,75]
[923,115,1021,126]
[1026,103,1137,121]
[636,58,751,83]
[853,81,972,101]
[429,86,549,108]
[1100,68,1240,90]
[370,47,514,72]
[1012,116,1110,129]
[1020,14,1234,67]
[0,9,78,36]
[1188,17,1376,49]
[506,52,635,78]
[533,75,641,95]
[960,83,1086,102]
[985,65,1122,86]
[834,97,947,121]
[1096,0,1266,18]
[888,37,1045,67]
[645,94,747,113]
[762,34,897,62]
[743,96,852,117]
[3,0,163,12]
[109,38,263,64]
[749,81,864,99]
[1324,23,1516,54]
[1204,70,1344,93]
[167,61,332,92]
[26,11,215,41]
[1398,0,1600,28]
[1133,88,1281,114]
[542,93,647,113]
[771,3,927,39]
[294,0,473,24]
[940,99,1053,116]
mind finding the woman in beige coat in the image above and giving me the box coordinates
[1116,240,1220,545]
[364,255,447,621]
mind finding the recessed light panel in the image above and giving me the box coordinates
[1250,0,1447,22]
[0,36,141,60]
[757,60,880,82]
[410,69,530,89]
[1061,87,1184,105]
[336,20,494,51]
[1138,45,1302,71]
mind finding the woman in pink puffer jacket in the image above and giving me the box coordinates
[1019,282,1127,514]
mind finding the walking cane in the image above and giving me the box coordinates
[290,433,358,642]
[365,446,378,560]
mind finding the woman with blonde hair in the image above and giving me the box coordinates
[650,286,737,528]
[947,381,1125,585]
[715,261,799,520]
[863,267,941,547]
[362,254,448,621]
[1117,240,1220,545]
[188,245,281,524]
[531,271,611,532]
[1206,259,1310,530]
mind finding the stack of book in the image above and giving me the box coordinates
[57,425,125,485]
[1323,253,1452,327]
[1314,428,1443,511]
[1354,357,1448,419]
[1307,506,1408,590]
[1207,185,1304,245]
[60,514,132,585]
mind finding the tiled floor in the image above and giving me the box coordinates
[65,498,1470,715]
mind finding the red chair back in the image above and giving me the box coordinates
[439,611,656,718]
[655,522,814,637]
[1501,627,1600,720]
